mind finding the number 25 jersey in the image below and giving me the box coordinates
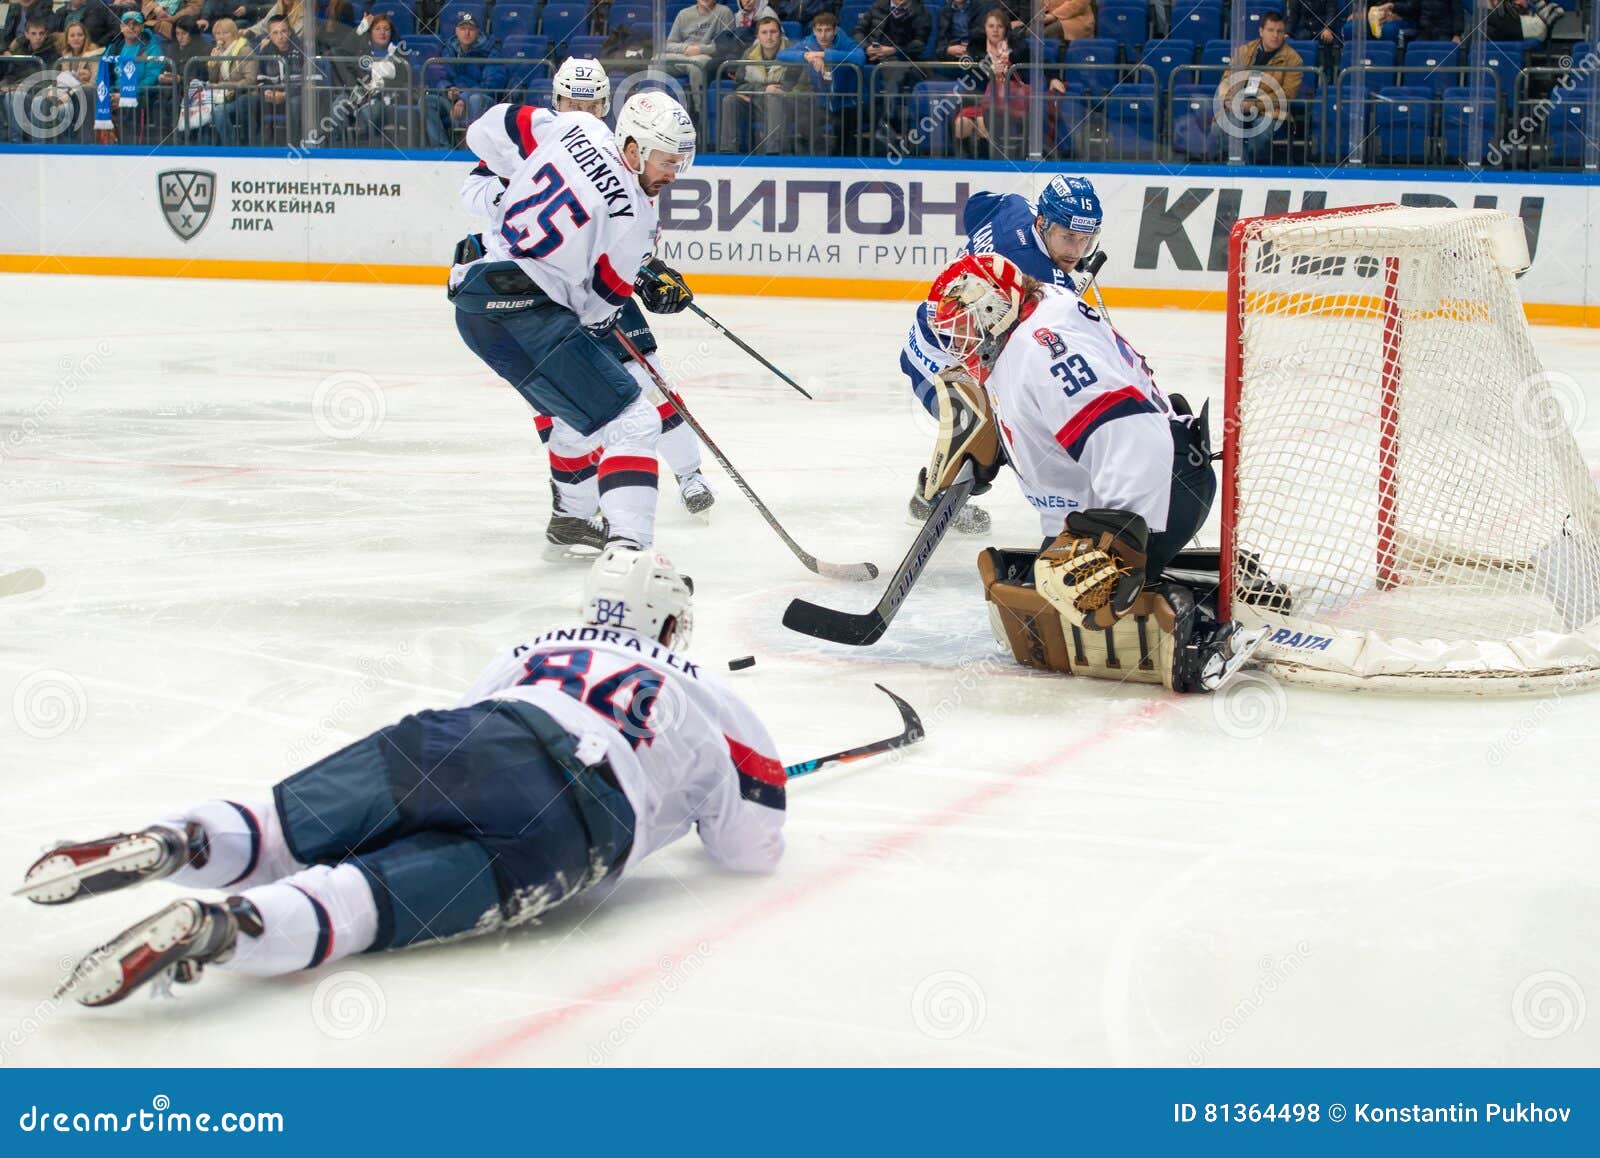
[455,105,657,327]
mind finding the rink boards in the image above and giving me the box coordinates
[0,148,1596,325]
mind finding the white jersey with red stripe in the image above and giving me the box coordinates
[454,104,657,328]
[986,286,1176,537]
[460,625,786,876]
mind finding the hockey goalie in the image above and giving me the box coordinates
[920,253,1271,693]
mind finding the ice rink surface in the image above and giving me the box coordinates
[2,273,1598,1067]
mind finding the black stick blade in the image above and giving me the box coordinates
[781,598,889,646]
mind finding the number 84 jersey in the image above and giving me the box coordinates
[986,285,1176,538]
[461,625,786,878]
[456,104,657,327]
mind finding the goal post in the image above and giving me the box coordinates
[1222,204,1600,692]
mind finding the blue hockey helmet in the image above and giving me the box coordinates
[1035,175,1102,242]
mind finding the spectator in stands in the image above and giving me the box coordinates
[1345,3,1412,42]
[718,12,807,153]
[246,0,307,45]
[107,10,170,142]
[351,13,410,144]
[1,19,63,141]
[1483,0,1565,42]
[142,1,203,41]
[1217,10,1301,163]
[773,0,843,32]
[854,0,929,145]
[660,0,735,114]
[724,0,767,49]
[2,0,54,47]
[426,12,503,146]
[207,16,257,144]
[49,0,121,48]
[161,16,211,87]
[1040,0,1095,44]
[777,8,863,152]
[953,6,1029,158]
[255,11,306,141]
[58,18,106,80]
[1351,0,1461,44]
[195,1,271,34]
[935,0,978,62]
[1286,0,1347,48]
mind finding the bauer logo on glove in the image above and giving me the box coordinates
[636,257,693,314]
[1034,509,1149,631]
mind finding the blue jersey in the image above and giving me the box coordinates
[901,192,1080,409]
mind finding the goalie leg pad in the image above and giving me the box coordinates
[1034,508,1150,631]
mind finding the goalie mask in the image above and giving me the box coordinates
[582,545,695,651]
[927,253,1029,376]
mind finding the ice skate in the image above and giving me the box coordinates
[909,468,990,534]
[58,896,256,1007]
[677,471,715,517]
[544,483,608,559]
[16,823,205,905]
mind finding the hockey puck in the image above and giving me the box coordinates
[727,655,756,671]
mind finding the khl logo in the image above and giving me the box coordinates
[158,169,215,242]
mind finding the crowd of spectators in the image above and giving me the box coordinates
[0,0,1594,165]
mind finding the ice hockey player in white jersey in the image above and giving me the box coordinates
[900,175,1106,537]
[460,62,714,555]
[918,252,1267,693]
[23,547,786,1007]
[450,89,697,551]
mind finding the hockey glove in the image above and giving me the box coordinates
[1034,509,1149,631]
[636,258,694,314]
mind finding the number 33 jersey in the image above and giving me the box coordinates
[460,625,786,877]
[985,285,1177,537]
[455,105,657,327]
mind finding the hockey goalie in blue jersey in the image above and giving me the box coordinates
[22,547,787,1007]
[901,174,1106,535]
[450,87,698,552]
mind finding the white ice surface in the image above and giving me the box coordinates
[2,273,1598,1067]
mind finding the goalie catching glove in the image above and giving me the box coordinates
[636,258,694,314]
[1034,508,1149,631]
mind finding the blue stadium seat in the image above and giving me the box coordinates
[438,2,488,33]
[567,34,605,58]
[492,4,542,39]
[1200,38,1232,69]
[609,2,652,27]
[1441,86,1494,165]
[540,2,591,43]
[1171,0,1222,43]
[1065,38,1121,96]
[781,20,802,41]
[1348,40,1397,89]
[502,34,551,60]
[1097,0,1149,59]
[1287,38,1320,67]
[1104,80,1157,157]
[1169,81,1219,159]
[911,80,961,155]
[1479,41,1525,110]
[1049,83,1089,158]
[1402,40,1461,98]
[370,6,416,38]
[1547,88,1595,165]
[402,33,444,63]
[1372,85,1431,162]
[1138,38,1196,100]
[525,78,554,108]
[1243,0,1279,37]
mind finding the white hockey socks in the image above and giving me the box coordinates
[221,863,379,977]
[539,415,603,518]
[627,357,703,480]
[164,798,305,891]
[595,393,662,547]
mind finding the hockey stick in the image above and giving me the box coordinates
[612,327,878,582]
[782,462,976,646]
[784,684,925,779]
[641,269,813,400]
[1077,250,1113,324]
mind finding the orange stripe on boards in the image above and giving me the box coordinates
[2,254,1595,326]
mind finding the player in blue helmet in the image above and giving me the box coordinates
[901,174,1106,534]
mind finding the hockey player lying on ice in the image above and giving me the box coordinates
[21,547,785,1007]
[919,252,1272,693]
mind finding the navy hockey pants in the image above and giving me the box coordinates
[453,262,641,437]
[273,700,635,952]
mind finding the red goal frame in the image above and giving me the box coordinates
[1220,204,1401,617]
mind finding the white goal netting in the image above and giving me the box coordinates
[1225,205,1600,691]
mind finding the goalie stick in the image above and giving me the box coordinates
[784,684,925,779]
[612,326,878,582]
[783,462,976,645]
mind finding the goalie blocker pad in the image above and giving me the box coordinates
[924,370,1004,501]
[980,548,1204,692]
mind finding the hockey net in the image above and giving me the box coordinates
[1222,204,1600,691]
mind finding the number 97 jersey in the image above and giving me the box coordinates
[986,286,1176,538]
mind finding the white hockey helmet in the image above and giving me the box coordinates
[614,91,697,175]
[927,253,1030,375]
[582,544,695,650]
[553,56,611,116]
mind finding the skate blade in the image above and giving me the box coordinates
[541,541,604,562]
[1202,626,1272,693]
[16,835,168,904]
[59,900,203,1007]
[0,568,44,598]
